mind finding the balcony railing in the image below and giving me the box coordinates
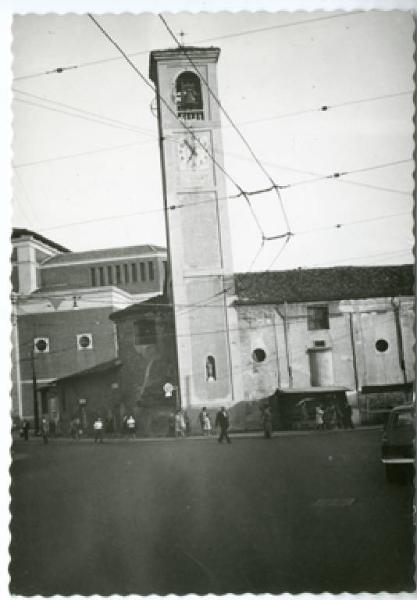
[177,109,204,121]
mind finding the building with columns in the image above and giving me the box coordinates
[11,228,167,430]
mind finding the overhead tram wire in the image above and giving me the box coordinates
[13,11,363,82]
[13,86,412,141]
[86,13,266,240]
[274,158,413,192]
[266,234,293,271]
[159,13,292,239]
[13,140,156,169]
[12,88,156,138]
[233,90,413,128]
[38,196,408,236]
[13,97,152,137]
[240,158,413,198]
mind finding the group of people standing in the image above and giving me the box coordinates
[169,407,231,442]
[19,417,50,443]
[198,406,232,443]
[315,401,354,430]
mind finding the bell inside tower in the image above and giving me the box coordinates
[175,71,204,120]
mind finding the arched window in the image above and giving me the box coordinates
[176,72,204,120]
[205,355,216,382]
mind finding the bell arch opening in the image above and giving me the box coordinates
[175,71,204,120]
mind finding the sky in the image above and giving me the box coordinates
[11,10,414,272]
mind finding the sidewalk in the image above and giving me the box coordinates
[12,425,383,444]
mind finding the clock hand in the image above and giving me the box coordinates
[184,139,197,157]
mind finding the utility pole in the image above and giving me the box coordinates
[275,303,293,388]
[31,349,40,434]
[391,297,407,384]
[348,312,359,391]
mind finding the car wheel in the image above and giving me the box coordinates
[385,464,397,483]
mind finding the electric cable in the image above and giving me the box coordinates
[12,88,156,137]
[221,149,413,197]
[86,14,252,217]
[16,304,401,357]
[159,13,291,235]
[275,159,413,192]
[234,90,413,128]
[266,234,293,271]
[13,11,363,82]
[13,140,156,169]
[240,158,412,196]
[14,97,151,137]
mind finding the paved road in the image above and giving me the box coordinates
[10,429,414,595]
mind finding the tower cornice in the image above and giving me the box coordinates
[149,47,220,82]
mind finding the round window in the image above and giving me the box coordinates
[375,339,389,353]
[252,348,266,363]
[79,335,91,348]
[35,339,47,352]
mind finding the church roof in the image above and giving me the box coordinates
[234,264,414,305]
[42,244,167,266]
[109,294,172,320]
[54,359,122,383]
[12,228,70,253]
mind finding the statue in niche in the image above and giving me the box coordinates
[205,356,216,382]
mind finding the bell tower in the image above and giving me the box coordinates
[149,47,239,409]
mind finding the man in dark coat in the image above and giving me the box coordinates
[21,420,30,441]
[343,401,354,429]
[215,407,231,444]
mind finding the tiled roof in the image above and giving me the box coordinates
[12,228,70,253]
[55,359,122,382]
[110,294,171,320]
[42,244,167,266]
[234,264,414,305]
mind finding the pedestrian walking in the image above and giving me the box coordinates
[21,419,30,441]
[324,404,336,429]
[262,406,273,439]
[215,406,231,444]
[93,417,104,443]
[335,403,344,429]
[343,401,354,429]
[199,407,212,436]
[126,414,136,438]
[70,417,81,440]
[174,410,186,438]
[184,411,191,436]
[315,405,324,430]
[40,417,49,444]
[168,411,175,437]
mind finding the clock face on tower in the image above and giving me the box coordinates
[178,133,210,171]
